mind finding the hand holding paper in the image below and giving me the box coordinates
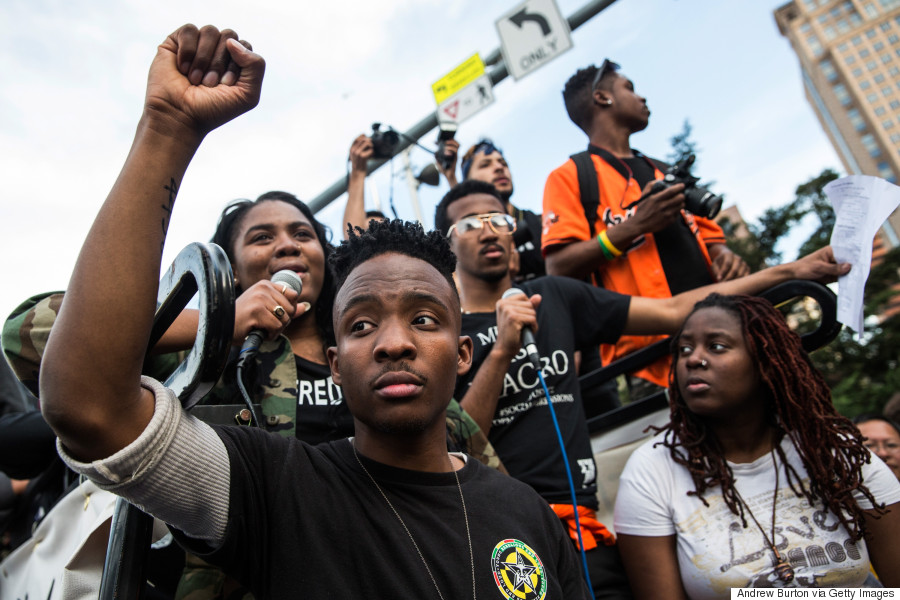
[824,175,900,333]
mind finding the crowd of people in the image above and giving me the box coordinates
[1,23,899,600]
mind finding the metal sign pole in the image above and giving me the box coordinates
[306,0,619,215]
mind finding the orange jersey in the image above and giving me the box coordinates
[541,150,726,388]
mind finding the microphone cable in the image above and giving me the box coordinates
[535,368,595,594]
[236,362,263,428]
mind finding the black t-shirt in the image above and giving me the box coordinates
[294,356,354,445]
[623,156,713,294]
[175,429,589,599]
[456,276,630,507]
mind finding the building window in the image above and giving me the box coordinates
[832,6,842,18]
[847,54,857,65]
[851,13,863,26]
[869,92,880,102]
[861,79,872,89]
[838,19,850,33]
[877,162,895,181]
[849,108,867,130]
[882,22,893,32]
[854,67,864,77]
[808,34,823,54]
[819,13,830,24]
[821,59,839,81]
[890,66,900,76]
[868,60,879,70]
[853,34,863,45]
[890,132,900,143]
[891,100,900,109]
[861,48,872,58]
[801,22,812,34]
[867,28,878,38]
[862,133,882,157]
[835,83,852,105]
[876,105,887,115]
[876,73,886,83]
[840,41,851,52]
[865,5,879,18]
[875,41,885,51]
[825,26,837,40]
[890,34,899,44]
[884,86,895,96]
[883,53,893,63]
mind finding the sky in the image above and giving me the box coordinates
[0,0,844,325]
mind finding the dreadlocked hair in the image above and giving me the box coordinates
[330,219,459,303]
[655,293,883,540]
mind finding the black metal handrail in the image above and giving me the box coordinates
[584,280,841,436]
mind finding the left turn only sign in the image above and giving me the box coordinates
[496,0,572,81]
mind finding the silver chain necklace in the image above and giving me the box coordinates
[352,442,476,600]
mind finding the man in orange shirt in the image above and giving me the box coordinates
[542,61,749,396]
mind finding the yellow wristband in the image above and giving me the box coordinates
[598,230,623,258]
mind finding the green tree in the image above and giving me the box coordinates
[667,119,699,165]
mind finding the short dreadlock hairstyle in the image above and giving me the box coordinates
[562,65,600,134]
[433,180,506,237]
[330,219,459,304]
[656,293,883,540]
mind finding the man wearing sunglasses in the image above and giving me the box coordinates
[436,138,546,282]
[434,180,842,599]
[542,61,749,396]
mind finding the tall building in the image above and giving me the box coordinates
[776,0,900,248]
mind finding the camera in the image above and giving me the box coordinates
[435,123,457,171]
[650,154,722,219]
[370,123,401,159]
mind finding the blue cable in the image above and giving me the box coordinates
[535,368,595,595]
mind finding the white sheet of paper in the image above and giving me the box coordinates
[824,175,900,333]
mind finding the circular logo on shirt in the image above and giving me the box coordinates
[491,539,547,600]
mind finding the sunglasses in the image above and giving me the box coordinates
[591,59,621,90]
[461,140,503,180]
[447,212,517,238]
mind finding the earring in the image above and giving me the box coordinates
[603,99,612,105]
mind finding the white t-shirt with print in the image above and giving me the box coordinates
[614,433,900,599]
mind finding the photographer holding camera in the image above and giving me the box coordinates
[341,132,389,240]
[542,61,749,397]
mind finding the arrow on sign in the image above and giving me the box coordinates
[443,100,459,119]
[509,8,551,36]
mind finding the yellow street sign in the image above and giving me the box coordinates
[432,53,486,105]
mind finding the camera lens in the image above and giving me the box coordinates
[684,187,722,219]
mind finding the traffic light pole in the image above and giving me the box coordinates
[307,0,619,215]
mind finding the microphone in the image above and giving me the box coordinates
[238,270,303,361]
[501,287,541,371]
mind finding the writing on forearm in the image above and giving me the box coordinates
[160,177,179,251]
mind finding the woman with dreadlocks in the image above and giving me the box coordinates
[612,294,900,598]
